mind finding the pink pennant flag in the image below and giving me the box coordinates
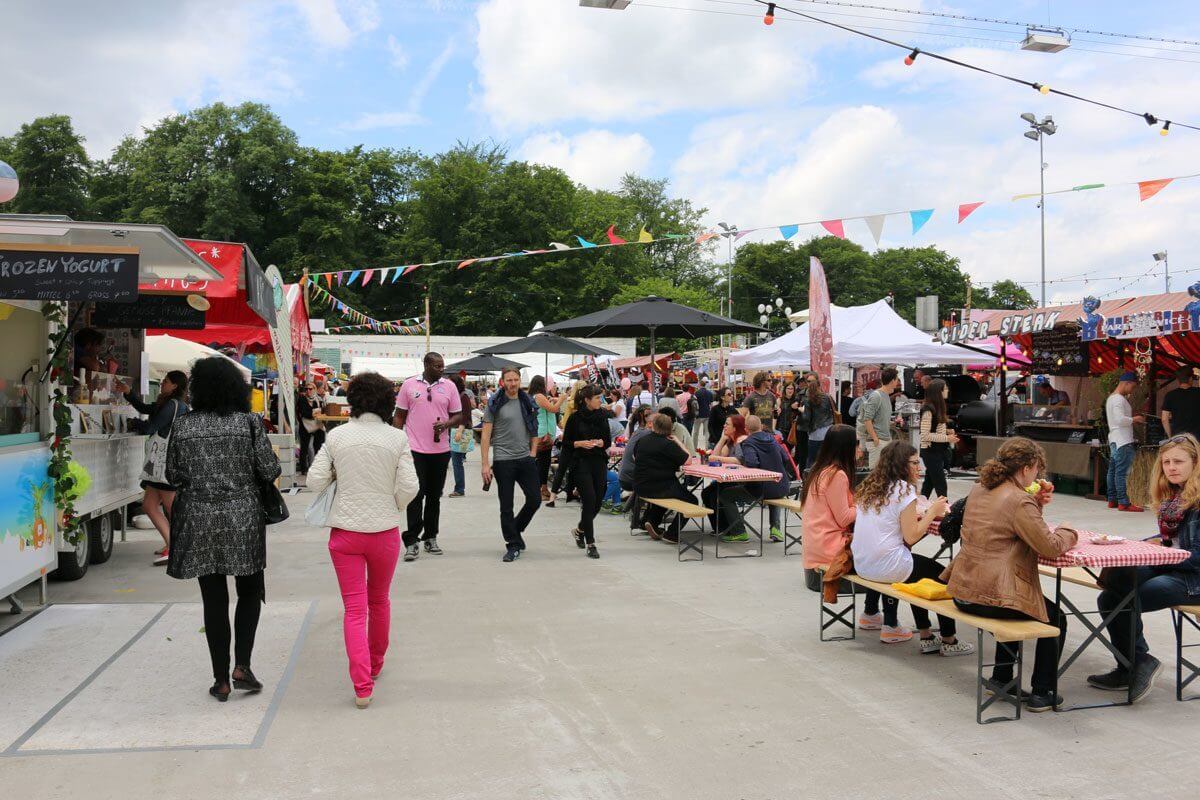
[336,272,343,286]
[734,230,754,241]
[958,202,984,223]
[694,232,719,243]
[362,269,374,286]
[457,259,479,270]
[606,225,626,245]
[1138,178,1173,202]
[820,220,845,239]
[403,264,421,275]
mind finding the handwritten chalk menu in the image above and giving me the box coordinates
[1029,324,1089,376]
[92,294,204,329]
[0,245,140,303]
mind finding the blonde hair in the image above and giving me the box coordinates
[1151,434,1200,510]
[979,437,1046,489]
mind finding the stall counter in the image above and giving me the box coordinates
[976,435,1102,485]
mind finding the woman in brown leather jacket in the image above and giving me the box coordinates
[942,437,1078,712]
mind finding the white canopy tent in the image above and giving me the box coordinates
[729,299,982,369]
[146,334,251,382]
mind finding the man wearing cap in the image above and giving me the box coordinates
[1163,367,1200,441]
[1034,376,1070,406]
[1105,371,1145,512]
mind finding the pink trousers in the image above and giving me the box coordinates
[328,527,400,698]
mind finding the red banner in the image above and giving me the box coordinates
[139,239,243,298]
[808,256,835,396]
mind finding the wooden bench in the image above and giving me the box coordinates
[642,497,713,562]
[817,569,1059,723]
[1038,565,1200,701]
[764,497,804,556]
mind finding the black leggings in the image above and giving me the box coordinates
[197,571,264,682]
[574,455,607,545]
[920,444,950,498]
[537,448,553,487]
[881,554,956,637]
[955,595,1067,694]
[551,449,574,495]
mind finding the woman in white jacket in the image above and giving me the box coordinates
[308,372,418,708]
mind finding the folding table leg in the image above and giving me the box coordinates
[783,506,802,556]
[1174,609,1200,701]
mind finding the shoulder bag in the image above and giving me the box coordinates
[250,415,290,525]
[139,399,180,485]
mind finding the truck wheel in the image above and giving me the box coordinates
[88,512,115,564]
[52,527,91,581]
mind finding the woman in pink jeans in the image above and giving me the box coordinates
[308,372,418,708]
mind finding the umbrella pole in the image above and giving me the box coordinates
[649,325,657,403]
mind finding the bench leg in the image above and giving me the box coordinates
[783,507,802,557]
[976,632,1023,724]
[678,514,705,563]
[820,580,857,642]
[1174,610,1200,701]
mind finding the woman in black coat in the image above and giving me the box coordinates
[707,386,735,448]
[561,384,611,559]
[167,357,281,702]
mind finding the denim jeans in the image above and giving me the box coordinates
[450,451,467,494]
[1107,443,1136,505]
[1098,566,1200,665]
[604,470,622,505]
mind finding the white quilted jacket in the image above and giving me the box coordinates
[307,413,419,532]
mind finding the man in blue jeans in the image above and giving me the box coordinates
[1105,371,1145,512]
[481,368,542,562]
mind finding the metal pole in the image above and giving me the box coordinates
[425,289,431,352]
[1165,253,1171,293]
[1039,133,1046,308]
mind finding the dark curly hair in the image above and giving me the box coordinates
[188,357,250,415]
[347,371,397,419]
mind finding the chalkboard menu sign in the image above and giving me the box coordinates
[92,295,205,330]
[0,245,140,303]
[1029,324,1088,376]
[244,261,275,325]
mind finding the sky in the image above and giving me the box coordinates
[3,0,1200,308]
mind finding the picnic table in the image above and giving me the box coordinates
[1041,532,1188,711]
[680,459,781,558]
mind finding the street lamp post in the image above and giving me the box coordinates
[1153,251,1169,292]
[757,297,796,341]
[1021,112,1057,307]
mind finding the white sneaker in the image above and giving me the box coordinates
[919,636,942,655]
[940,639,976,657]
[355,695,372,709]
[857,612,884,631]
[880,625,914,644]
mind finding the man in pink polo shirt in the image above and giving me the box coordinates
[394,352,463,562]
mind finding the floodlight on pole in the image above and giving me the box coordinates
[1021,112,1058,307]
[578,0,631,9]
[1153,250,1170,292]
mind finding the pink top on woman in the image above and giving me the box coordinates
[801,467,856,569]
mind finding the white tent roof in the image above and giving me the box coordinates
[729,299,982,369]
[146,335,251,382]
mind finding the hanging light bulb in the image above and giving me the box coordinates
[763,2,776,25]
[1034,83,1050,95]
[904,48,919,66]
[1161,121,1172,136]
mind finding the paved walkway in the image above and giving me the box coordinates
[1,453,1194,799]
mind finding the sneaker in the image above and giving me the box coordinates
[424,539,443,555]
[515,536,527,552]
[769,526,783,543]
[153,550,169,566]
[982,678,1033,702]
[601,500,613,510]
[449,491,464,498]
[721,531,750,543]
[1086,667,1130,691]
[608,505,624,515]
[857,612,884,631]
[1107,500,1118,509]
[1025,691,1063,713]
[919,635,942,654]
[586,544,600,559]
[940,639,976,657]
[644,522,662,541]
[153,545,168,556]
[503,547,518,563]
[355,695,372,710]
[880,625,913,644]
[403,544,420,562]
[1118,503,1145,513]
[1130,655,1162,703]
[572,528,585,549]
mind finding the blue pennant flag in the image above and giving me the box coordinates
[910,209,934,235]
[391,268,403,283]
[348,270,362,285]
[779,224,799,240]
[576,236,597,248]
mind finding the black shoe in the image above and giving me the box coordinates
[515,536,527,552]
[572,528,585,549]
[232,666,263,693]
[209,681,231,702]
[1086,667,1130,692]
[1130,655,1162,704]
[982,678,1033,702]
[424,539,443,555]
[586,544,600,559]
[502,547,518,563]
[1025,691,1063,713]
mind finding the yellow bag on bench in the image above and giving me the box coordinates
[891,578,953,600]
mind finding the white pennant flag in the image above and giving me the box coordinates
[864,214,887,246]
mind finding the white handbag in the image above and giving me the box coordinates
[305,480,337,527]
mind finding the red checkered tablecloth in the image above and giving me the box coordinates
[1038,532,1190,569]
[606,446,625,458]
[681,461,780,483]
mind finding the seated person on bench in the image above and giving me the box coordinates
[739,414,790,543]
[1090,433,1200,701]
[851,441,971,656]
[702,413,754,541]
[943,437,1077,712]
[635,412,696,544]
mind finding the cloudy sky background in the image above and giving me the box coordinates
[4,0,1200,305]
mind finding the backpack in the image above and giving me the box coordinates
[937,497,967,544]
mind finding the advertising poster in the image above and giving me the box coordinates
[0,446,56,596]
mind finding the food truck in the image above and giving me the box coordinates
[0,215,223,608]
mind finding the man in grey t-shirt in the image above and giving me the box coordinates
[481,369,541,561]
[856,367,899,468]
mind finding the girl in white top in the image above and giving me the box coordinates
[851,441,973,656]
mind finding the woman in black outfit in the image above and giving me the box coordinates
[166,357,281,702]
[839,380,855,429]
[561,384,611,559]
[124,369,190,565]
[707,386,735,448]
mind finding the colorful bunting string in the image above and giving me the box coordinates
[306,282,426,334]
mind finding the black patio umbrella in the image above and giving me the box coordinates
[446,354,528,375]
[540,296,764,396]
[475,331,619,378]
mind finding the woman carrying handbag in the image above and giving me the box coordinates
[123,370,189,566]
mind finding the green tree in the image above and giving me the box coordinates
[870,246,969,324]
[0,115,90,217]
[974,278,1036,310]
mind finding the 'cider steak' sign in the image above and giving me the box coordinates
[0,245,140,303]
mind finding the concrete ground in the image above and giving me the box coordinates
[1,450,1195,800]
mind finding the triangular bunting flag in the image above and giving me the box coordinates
[864,215,886,246]
[958,202,984,223]
[362,269,374,286]
[324,273,333,288]
[403,265,421,275]
[576,236,597,248]
[820,220,845,239]
[348,270,361,285]
[606,225,626,245]
[336,272,343,286]
[910,209,933,235]
[779,224,799,240]
[1138,178,1173,202]
[735,230,754,241]
[457,259,478,270]
[391,267,403,283]
[663,233,688,240]
[638,227,653,243]
[695,232,719,243]
[549,242,570,250]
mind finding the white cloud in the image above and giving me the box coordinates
[516,130,653,189]
[291,0,379,49]
[473,0,819,129]
[342,37,456,131]
[342,111,426,130]
[386,35,410,71]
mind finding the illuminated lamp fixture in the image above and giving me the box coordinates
[1033,83,1051,95]
[904,48,919,66]
[763,2,776,25]
[1161,121,1171,136]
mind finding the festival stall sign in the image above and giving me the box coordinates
[0,244,139,303]
[92,294,205,330]
[1079,289,1200,342]
[939,309,1063,344]
[1029,325,1089,376]
[245,258,276,326]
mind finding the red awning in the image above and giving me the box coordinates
[611,353,678,370]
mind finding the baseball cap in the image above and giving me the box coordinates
[1034,375,1049,385]
[1119,371,1138,383]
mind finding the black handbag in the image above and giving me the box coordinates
[938,497,967,544]
[249,415,289,525]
